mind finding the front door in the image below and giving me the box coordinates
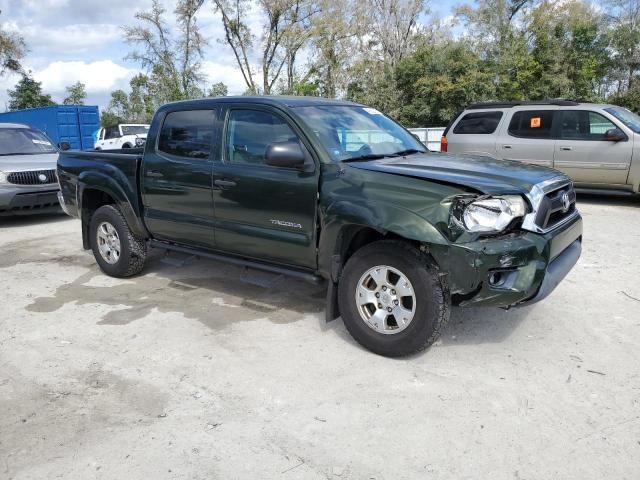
[212,105,319,269]
[142,108,219,249]
[496,109,557,167]
[554,110,632,185]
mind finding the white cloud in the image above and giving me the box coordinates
[2,22,121,54]
[33,60,135,95]
[201,61,250,96]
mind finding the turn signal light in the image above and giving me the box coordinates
[440,135,448,152]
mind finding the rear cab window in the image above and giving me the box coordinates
[508,110,556,139]
[452,111,503,134]
[158,110,217,159]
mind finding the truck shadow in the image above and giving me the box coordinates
[437,306,531,346]
[576,190,639,207]
[26,249,327,331]
[23,244,532,347]
[0,212,70,228]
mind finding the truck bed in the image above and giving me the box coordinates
[57,149,146,238]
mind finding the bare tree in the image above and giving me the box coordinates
[123,0,206,102]
[368,0,427,67]
[0,10,26,75]
[212,0,319,94]
[212,0,259,93]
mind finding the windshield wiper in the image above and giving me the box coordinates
[341,153,391,163]
[389,148,426,157]
[341,149,426,163]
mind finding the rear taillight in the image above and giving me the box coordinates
[440,135,448,152]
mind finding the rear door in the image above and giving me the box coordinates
[554,110,632,184]
[211,104,319,269]
[495,109,558,167]
[141,108,219,249]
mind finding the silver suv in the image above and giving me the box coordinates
[442,101,640,193]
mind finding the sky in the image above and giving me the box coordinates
[0,0,458,112]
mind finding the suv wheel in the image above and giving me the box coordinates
[89,205,147,277]
[338,240,449,357]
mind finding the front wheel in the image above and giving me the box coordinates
[89,205,147,277]
[338,240,450,357]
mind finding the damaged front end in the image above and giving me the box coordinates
[430,178,582,308]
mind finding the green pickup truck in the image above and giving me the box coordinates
[57,96,583,357]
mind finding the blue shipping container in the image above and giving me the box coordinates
[0,105,100,151]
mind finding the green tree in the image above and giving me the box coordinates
[393,39,496,126]
[208,81,228,97]
[107,89,130,120]
[62,81,87,105]
[128,74,155,122]
[101,111,124,128]
[7,73,55,110]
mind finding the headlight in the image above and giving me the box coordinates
[453,195,528,233]
[0,171,7,184]
[135,138,146,147]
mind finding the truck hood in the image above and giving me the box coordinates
[347,153,565,195]
[0,153,59,172]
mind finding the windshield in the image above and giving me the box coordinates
[293,105,426,161]
[0,128,56,155]
[121,125,149,136]
[604,106,640,133]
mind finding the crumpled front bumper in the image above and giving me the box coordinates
[431,214,583,308]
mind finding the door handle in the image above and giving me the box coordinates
[214,179,237,188]
[560,146,572,151]
[146,170,163,178]
[502,145,512,149]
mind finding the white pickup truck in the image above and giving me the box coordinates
[94,124,150,150]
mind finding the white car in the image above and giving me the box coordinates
[94,124,149,150]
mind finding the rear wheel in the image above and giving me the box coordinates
[89,205,146,277]
[338,240,449,357]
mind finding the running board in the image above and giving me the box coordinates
[148,239,324,285]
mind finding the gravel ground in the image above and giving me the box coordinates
[1,193,639,480]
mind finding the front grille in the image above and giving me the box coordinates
[7,169,57,185]
[534,184,577,230]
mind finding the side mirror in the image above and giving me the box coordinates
[604,128,626,142]
[59,141,71,151]
[265,141,306,169]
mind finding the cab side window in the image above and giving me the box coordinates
[158,110,216,159]
[453,111,503,134]
[560,111,618,140]
[226,109,299,165]
[508,110,555,139]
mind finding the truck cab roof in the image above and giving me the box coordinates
[160,95,363,110]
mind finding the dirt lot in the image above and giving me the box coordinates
[1,193,639,480]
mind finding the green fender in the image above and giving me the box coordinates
[78,170,148,240]
[317,199,450,279]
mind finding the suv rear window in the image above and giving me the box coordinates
[508,111,555,139]
[453,112,502,134]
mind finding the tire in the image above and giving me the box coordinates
[122,143,132,149]
[338,240,450,357]
[89,205,147,277]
